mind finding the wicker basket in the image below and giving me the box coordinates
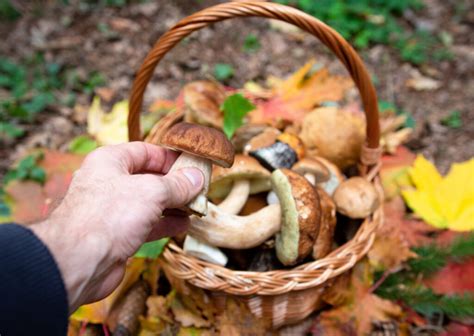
[127,1,383,329]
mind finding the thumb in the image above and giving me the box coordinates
[160,168,204,209]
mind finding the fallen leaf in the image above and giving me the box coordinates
[424,258,474,295]
[402,156,474,231]
[170,293,211,328]
[380,146,416,200]
[87,96,129,145]
[3,151,84,224]
[406,74,441,91]
[248,60,353,125]
[439,322,474,336]
[312,261,403,335]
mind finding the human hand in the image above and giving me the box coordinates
[31,142,203,312]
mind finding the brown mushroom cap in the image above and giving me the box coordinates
[243,127,281,154]
[292,158,330,183]
[159,122,234,168]
[208,154,271,199]
[272,168,321,266]
[333,177,380,219]
[312,187,337,259]
[183,80,226,129]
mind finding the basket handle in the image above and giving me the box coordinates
[128,1,381,168]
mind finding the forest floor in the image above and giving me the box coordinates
[1,0,473,176]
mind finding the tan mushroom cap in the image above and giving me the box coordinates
[313,156,345,195]
[333,177,380,219]
[208,154,271,199]
[292,158,330,183]
[312,187,337,259]
[272,169,321,266]
[159,122,235,168]
[183,80,226,129]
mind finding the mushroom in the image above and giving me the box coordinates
[232,123,268,153]
[243,127,281,154]
[315,156,345,196]
[158,122,235,216]
[208,154,271,215]
[188,202,281,249]
[312,187,337,259]
[271,169,321,266]
[182,80,226,129]
[183,235,228,266]
[292,158,330,185]
[299,106,365,169]
[249,132,305,171]
[333,177,379,218]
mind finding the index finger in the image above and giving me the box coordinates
[83,142,179,175]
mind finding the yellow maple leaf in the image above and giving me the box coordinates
[402,155,474,231]
[87,96,129,145]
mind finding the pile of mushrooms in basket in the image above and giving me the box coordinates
[146,80,380,270]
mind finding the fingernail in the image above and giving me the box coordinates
[182,168,204,187]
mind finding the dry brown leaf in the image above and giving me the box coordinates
[170,294,211,328]
[312,261,403,335]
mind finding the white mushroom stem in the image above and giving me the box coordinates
[216,179,250,215]
[266,190,279,205]
[183,235,228,266]
[304,173,316,185]
[189,202,281,249]
[167,152,212,215]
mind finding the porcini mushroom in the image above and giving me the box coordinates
[292,158,330,185]
[183,235,228,266]
[188,202,281,249]
[315,156,345,196]
[182,80,226,129]
[333,177,379,219]
[158,122,235,216]
[312,187,337,259]
[249,132,305,171]
[208,154,271,214]
[271,169,321,266]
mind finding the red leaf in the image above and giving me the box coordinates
[6,151,84,224]
[425,259,474,295]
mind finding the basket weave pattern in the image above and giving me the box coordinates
[127,1,383,327]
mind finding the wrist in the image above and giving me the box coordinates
[31,215,113,312]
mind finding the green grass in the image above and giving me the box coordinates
[275,0,451,65]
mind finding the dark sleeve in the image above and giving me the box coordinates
[0,224,68,336]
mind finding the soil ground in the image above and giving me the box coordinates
[1,0,473,175]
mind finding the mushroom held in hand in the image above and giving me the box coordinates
[272,169,321,266]
[158,122,235,216]
[333,177,379,219]
[292,158,330,185]
[188,202,281,249]
[208,154,271,214]
[312,187,337,259]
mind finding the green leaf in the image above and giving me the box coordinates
[0,122,24,138]
[221,93,255,139]
[0,201,10,217]
[214,63,234,81]
[29,166,46,184]
[440,110,462,129]
[134,238,169,259]
[243,34,261,53]
[68,135,98,154]
[22,92,54,116]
